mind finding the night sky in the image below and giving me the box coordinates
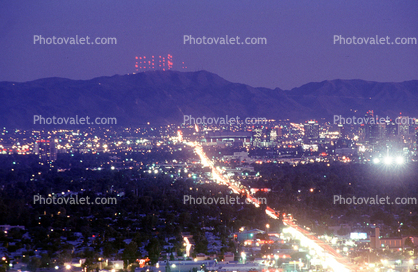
[0,0,417,90]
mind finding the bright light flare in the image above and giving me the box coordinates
[396,156,404,165]
[383,156,392,165]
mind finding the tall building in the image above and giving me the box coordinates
[34,139,57,162]
[415,128,418,155]
[277,126,283,137]
[270,126,282,141]
[364,110,374,143]
[337,124,344,138]
[303,120,319,143]
[371,227,380,249]
[416,128,418,145]
[385,119,397,138]
[252,128,263,147]
[335,139,356,157]
[269,128,277,141]
[398,116,411,136]
[363,110,385,143]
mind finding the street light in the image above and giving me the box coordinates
[274,255,279,268]
[383,156,392,165]
[241,252,246,264]
[396,156,405,165]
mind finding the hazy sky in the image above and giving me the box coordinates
[0,0,417,90]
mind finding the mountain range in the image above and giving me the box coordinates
[0,70,417,128]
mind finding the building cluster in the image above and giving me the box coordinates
[0,126,180,162]
[0,110,417,165]
[181,111,418,164]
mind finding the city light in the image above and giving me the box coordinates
[241,252,246,264]
[375,156,406,166]
[383,156,393,165]
[396,156,405,165]
[190,141,353,271]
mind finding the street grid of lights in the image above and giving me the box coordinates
[187,140,354,272]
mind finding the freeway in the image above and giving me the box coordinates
[188,141,357,272]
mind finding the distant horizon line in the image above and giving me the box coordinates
[0,69,417,91]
